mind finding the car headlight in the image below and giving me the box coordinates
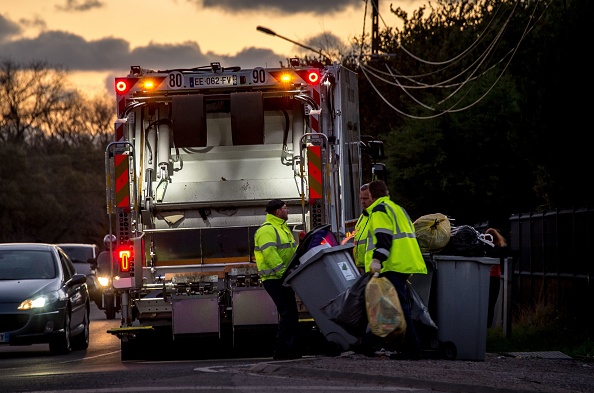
[18,291,61,310]
[97,276,111,287]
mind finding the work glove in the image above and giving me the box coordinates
[370,259,382,274]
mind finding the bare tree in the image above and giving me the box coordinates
[85,94,116,148]
[43,93,114,149]
[0,59,78,144]
[0,59,113,243]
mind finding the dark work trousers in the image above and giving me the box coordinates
[363,271,422,357]
[263,278,299,357]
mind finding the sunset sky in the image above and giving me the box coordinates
[1,0,422,96]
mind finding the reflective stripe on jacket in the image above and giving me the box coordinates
[254,213,297,281]
[353,211,370,268]
[364,196,427,275]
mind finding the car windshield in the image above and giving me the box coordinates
[60,246,93,263]
[0,250,57,280]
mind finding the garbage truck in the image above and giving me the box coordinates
[103,59,383,360]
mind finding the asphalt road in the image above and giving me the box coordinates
[0,304,448,393]
[1,304,591,393]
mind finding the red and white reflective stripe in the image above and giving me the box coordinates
[117,95,127,119]
[308,146,322,199]
[115,154,130,212]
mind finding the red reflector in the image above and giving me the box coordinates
[115,79,130,94]
[307,71,320,84]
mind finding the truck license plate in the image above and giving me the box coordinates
[191,75,237,87]
[0,332,8,343]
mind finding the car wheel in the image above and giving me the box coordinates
[49,308,72,355]
[72,303,90,350]
[105,293,116,320]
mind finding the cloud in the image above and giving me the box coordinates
[197,0,360,14]
[0,27,288,74]
[0,31,129,71]
[128,42,208,70]
[18,16,47,31]
[0,14,22,42]
[55,0,105,12]
[208,47,291,69]
[0,7,338,96]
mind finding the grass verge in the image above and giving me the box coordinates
[486,302,593,360]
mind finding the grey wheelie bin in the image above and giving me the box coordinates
[410,254,498,360]
[284,243,360,353]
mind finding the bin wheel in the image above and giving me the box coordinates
[442,341,457,360]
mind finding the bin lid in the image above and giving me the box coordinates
[283,243,355,285]
[429,254,500,265]
[281,224,340,280]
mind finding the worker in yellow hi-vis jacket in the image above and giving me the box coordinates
[254,199,299,360]
[363,180,427,360]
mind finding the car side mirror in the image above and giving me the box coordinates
[71,273,87,285]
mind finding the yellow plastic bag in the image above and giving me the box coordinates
[365,276,407,338]
[413,213,451,252]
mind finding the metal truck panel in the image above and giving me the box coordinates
[231,288,278,326]
[172,295,220,335]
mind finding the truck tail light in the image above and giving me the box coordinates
[117,247,133,272]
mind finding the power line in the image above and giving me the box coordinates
[358,0,549,118]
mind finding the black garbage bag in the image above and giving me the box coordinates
[441,225,493,257]
[320,272,372,338]
[407,282,437,329]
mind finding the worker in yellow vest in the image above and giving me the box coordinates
[254,199,299,360]
[364,180,427,360]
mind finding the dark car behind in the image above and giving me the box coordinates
[56,243,100,305]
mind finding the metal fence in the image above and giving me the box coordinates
[506,208,593,337]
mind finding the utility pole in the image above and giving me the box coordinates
[371,0,379,56]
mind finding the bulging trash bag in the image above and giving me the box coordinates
[320,272,371,338]
[414,213,451,253]
[365,276,407,339]
[442,224,494,257]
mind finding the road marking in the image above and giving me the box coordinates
[195,363,256,373]
[194,365,227,373]
[59,351,121,363]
